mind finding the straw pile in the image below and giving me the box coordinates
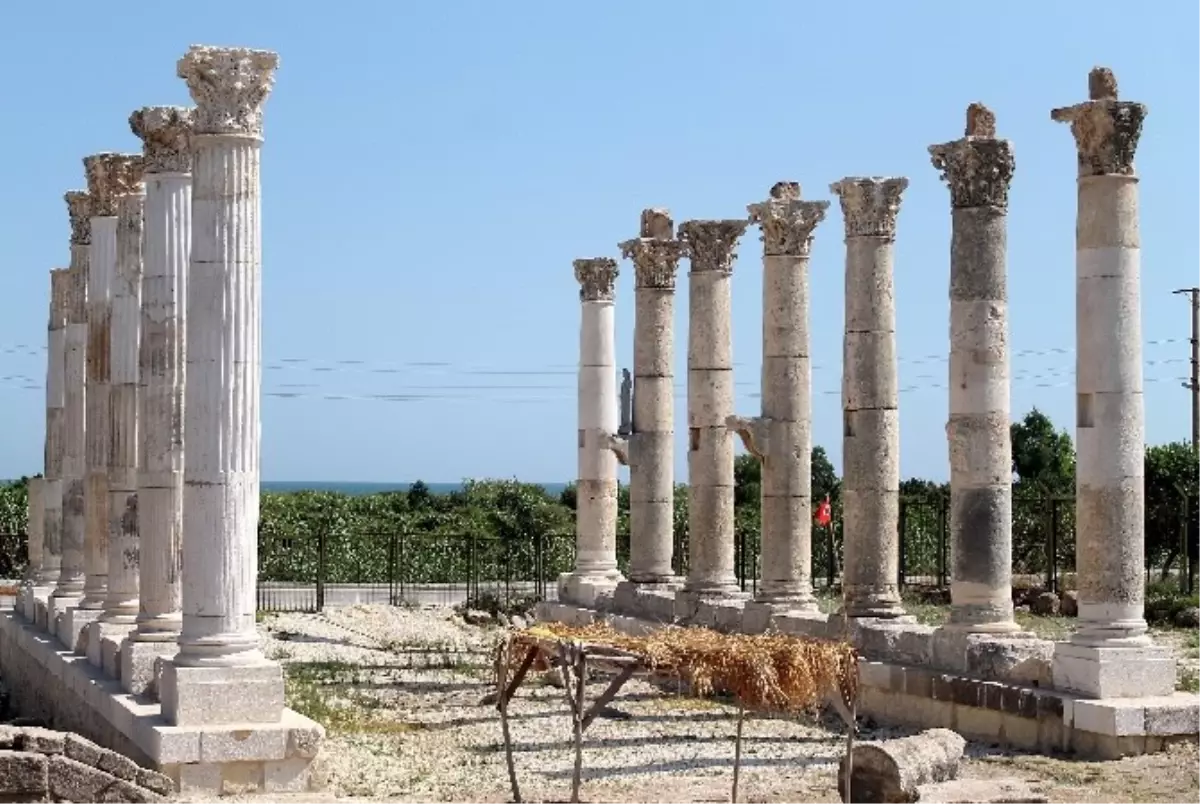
[506,621,858,714]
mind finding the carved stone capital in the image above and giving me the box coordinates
[618,208,683,290]
[177,45,279,138]
[678,219,749,274]
[64,191,92,246]
[829,177,908,240]
[929,104,1015,210]
[747,182,830,257]
[574,258,619,302]
[1051,68,1146,177]
[130,106,194,173]
[83,154,144,217]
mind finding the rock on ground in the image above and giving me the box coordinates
[838,728,966,803]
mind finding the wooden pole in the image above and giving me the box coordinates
[494,638,522,803]
[843,697,856,804]
[570,649,587,804]
[731,701,746,803]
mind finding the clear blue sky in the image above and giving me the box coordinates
[1,1,1196,484]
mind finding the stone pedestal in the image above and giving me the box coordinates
[51,193,91,632]
[169,47,283,723]
[124,107,192,671]
[679,219,749,607]
[830,178,908,619]
[1050,68,1168,696]
[561,257,623,603]
[617,209,683,588]
[930,105,1021,634]
[734,182,829,615]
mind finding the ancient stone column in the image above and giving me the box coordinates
[618,210,684,587]
[830,177,908,620]
[21,478,45,604]
[81,153,141,622]
[930,105,1021,634]
[1050,68,1173,698]
[90,170,146,674]
[731,182,828,622]
[561,257,624,605]
[122,106,192,695]
[39,269,69,608]
[50,192,90,644]
[678,219,749,610]
[161,46,283,727]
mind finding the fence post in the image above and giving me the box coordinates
[316,527,327,612]
[897,499,908,589]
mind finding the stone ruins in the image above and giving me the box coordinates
[544,68,1198,759]
[3,45,323,796]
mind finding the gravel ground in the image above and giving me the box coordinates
[247,605,1198,803]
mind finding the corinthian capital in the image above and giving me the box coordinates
[1051,67,1147,177]
[64,191,91,246]
[83,154,144,217]
[747,181,830,257]
[678,219,749,274]
[177,45,279,138]
[130,106,194,173]
[619,208,684,291]
[574,258,619,303]
[829,177,908,240]
[929,103,1016,210]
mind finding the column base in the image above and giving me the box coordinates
[121,638,179,696]
[1052,641,1176,699]
[83,620,135,678]
[18,585,53,623]
[613,578,682,621]
[558,571,621,609]
[742,597,819,634]
[160,660,285,726]
[841,586,907,619]
[53,600,99,652]
[674,587,748,624]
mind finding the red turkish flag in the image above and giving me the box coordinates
[816,496,832,527]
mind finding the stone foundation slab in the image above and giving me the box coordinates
[160,661,285,727]
[1052,641,1176,698]
[57,605,101,654]
[0,611,324,795]
[121,639,178,696]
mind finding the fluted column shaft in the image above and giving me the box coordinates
[621,212,682,583]
[100,190,144,625]
[133,166,190,641]
[82,213,115,610]
[831,178,908,619]
[573,259,622,578]
[25,480,44,584]
[681,220,747,596]
[54,222,89,602]
[931,105,1020,633]
[42,269,69,587]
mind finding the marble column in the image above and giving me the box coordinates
[90,170,146,674]
[930,105,1020,634]
[81,153,142,618]
[562,257,623,604]
[731,182,828,620]
[1050,67,1173,698]
[831,177,908,619]
[40,269,69,599]
[122,106,191,695]
[679,219,748,607]
[50,192,91,643]
[618,209,683,586]
[22,479,44,594]
[162,46,282,728]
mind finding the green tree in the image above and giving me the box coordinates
[1145,441,1199,576]
[1011,408,1075,493]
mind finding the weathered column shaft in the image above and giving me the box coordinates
[621,210,682,583]
[831,178,908,619]
[101,187,145,625]
[25,479,44,583]
[173,47,280,678]
[743,182,828,607]
[130,107,192,644]
[681,220,748,596]
[930,105,1019,633]
[574,258,621,578]
[54,193,90,601]
[42,269,69,587]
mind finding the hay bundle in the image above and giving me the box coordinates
[506,621,857,714]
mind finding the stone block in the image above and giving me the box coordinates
[120,640,177,697]
[286,719,325,760]
[48,754,161,803]
[772,610,832,640]
[1073,698,1146,736]
[135,767,175,797]
[965,635,1054,686]
[917,777,1048,804]
[15,727,65,754]
[102,633,131,681]
[858,661,894,690]
[0,750,49,796]
[200,726,287,763]
[57,605,101,654]
[63,732,104,766]
[1052,642,1175,698]
[264,757,312,792]
[174,762,221,794]
[632,586,679,623]
[1144,695,1200,736]
[1003,714,1040,749]
[957,705,1006,743]
[695,598,747,632]
[159,661,285,727]
[557,574,619,610]
[853,619,934,664]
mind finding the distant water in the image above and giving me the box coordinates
[262,480,569,497]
